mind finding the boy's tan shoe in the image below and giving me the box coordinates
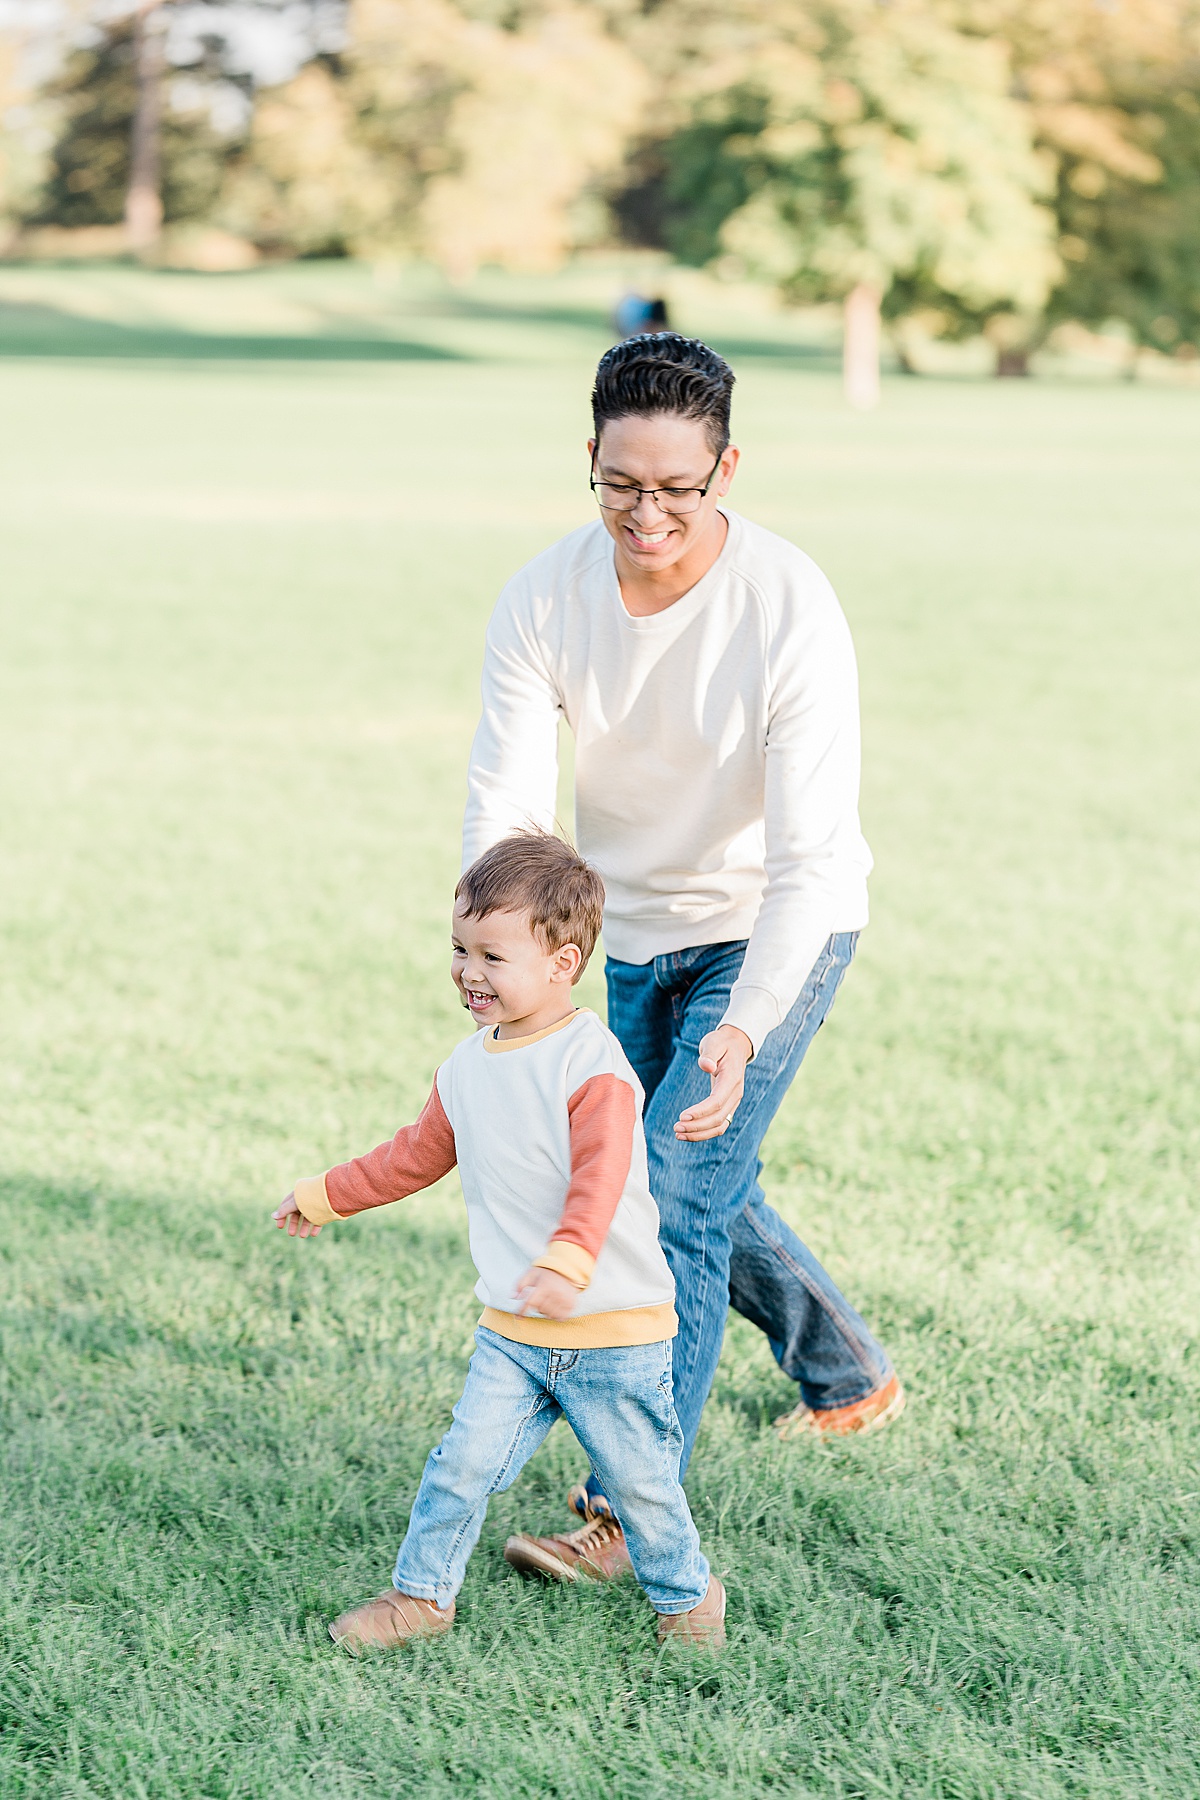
[774,1373,906,1442]
[504,1512,633,1583]
[328,1587,455,1654]
[657,1575,726,1648]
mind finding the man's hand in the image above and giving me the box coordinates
[514,1265,578,1321]
[273,1191,323,1239]
[675,1024,753,1142]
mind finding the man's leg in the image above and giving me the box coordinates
[638,934,893,1472]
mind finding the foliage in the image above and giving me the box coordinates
[25,13,244,230]
[956,0,1200,353]
[0,33,43,226]
[607,0,1059,346]
[0,263,1199,1793]
[223,0,647,271]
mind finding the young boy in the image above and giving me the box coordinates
[273,831,725,1653]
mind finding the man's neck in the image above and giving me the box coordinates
[615,510,729,618]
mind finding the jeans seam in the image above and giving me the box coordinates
[739,1204,878,1383]
[435,1388,553,1590]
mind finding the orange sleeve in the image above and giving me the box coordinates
[324,1080,457,1217]
[533,1073,636,1290]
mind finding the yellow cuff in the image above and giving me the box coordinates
[293,1173,340,1228]
[533,1240,596,1291]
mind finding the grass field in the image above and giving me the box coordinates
[0,262,1198,1798]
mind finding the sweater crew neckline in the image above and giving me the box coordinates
[609,509,740,631]
[483,1008,589,1054]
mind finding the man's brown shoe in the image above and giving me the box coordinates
[328,1587,455,1655]
[504,1512,633,1583]
[774,1373,906,1442]
[657,1575,726,1649]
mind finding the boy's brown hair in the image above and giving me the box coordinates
[456,831,604,979]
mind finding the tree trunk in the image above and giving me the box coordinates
[125,2,165,253]
[843,283,882,410]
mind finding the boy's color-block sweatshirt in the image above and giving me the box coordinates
[292,1008,676,1349]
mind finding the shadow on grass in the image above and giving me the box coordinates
[0,300,465,363]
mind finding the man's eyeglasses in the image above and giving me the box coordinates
[589,447,724,517]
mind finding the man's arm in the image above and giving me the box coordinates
[724,589,864,1054]
[677,586,865,1138]
[463,583,562,869]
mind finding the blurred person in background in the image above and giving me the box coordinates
[464,334,903,1582]
[613,293,671,337]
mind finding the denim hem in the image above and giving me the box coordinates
[652,1592,712,1616]
[389,1578,441,1603]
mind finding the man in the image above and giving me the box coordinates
[462,334,902,1582]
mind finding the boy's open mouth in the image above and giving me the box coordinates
[465,988,496,1013]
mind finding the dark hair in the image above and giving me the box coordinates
[592,333,735,456]
[456,831,604,979]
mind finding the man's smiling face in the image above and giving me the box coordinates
[588,412,738,579]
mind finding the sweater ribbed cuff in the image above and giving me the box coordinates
[719,985,783,1060]
[533,1239,596,1290]
[293,1173,340,1227]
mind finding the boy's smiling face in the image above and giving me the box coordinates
[451,901,582,1039]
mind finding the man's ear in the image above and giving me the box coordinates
[551,943,583,985]
[717,443,740,496]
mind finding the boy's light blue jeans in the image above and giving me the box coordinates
[392,1327,710,1614]
[598,932,893,1481]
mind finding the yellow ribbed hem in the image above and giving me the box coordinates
[293,1173,339,1228]
[532,1241,596,1290]
[479,1302,677,1349]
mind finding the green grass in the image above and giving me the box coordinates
[0,262,1198,1798]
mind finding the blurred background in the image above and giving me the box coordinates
[1,0,1198,396]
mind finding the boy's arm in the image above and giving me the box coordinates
[530,1075,637,1291]
[292,1080,457,1228]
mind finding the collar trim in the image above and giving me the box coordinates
[482,1008,588,1054]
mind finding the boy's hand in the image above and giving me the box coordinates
[273,1191,323,1239]
[514,1265,578,1321]
[675,1024,753,1141]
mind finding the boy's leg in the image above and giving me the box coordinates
[391,1328,560,1611]
[622,934,893,1474]
[555,1342,709,1616]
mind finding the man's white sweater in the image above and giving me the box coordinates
[463,509,873,1054]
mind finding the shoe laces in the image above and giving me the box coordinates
[568,1514,623,1555]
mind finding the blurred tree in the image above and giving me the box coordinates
[612,0,1057,404]
[0,30,39,231]
[126,2,165,249]
[1052,80,1200,362]
[28,5,247,238]
[222,0,647,271]
[960,0,1200,364]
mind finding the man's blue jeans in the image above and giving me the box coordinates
[602,933,892,1477]
[393,1328,709,1613]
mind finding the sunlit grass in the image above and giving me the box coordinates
[0,268,1197,1796]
